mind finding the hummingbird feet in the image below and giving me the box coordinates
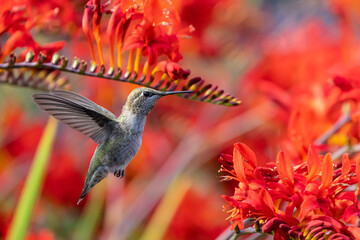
[114,169,125,178]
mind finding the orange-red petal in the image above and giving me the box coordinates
[306,144,321,182]
[82,1,96,62]
[82,2,92,36]
[259,188,276,215]
[233,144,248,185]
[276,150,294,186]
[320,153,333,189]
[234,142,257,170]
[348,226,360,239]
[298,194,319,220]
[341,153,350,176]
[244,189,276,217]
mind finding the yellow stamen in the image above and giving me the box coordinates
[232,208,240,217]
[127,49,135,73]
[161,73,167,80]
[95,36,104,66]
[117,42,123,70]
[151,66,159,77]
[225,207,240,220]
[142,60,149,76]
[134,48,142,74]
[226,207,235,214]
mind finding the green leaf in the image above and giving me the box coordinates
[6,118,57,240]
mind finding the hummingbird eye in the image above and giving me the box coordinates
[143,91,152,97]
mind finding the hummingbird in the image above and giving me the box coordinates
[32,87,193,204]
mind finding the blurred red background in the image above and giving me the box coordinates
[1,0,360,239]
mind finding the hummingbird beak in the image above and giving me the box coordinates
[161,90,194,96]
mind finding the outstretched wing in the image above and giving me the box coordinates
[33,90,119,144]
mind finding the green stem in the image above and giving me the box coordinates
[6,118,57,240]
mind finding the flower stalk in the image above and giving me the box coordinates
[0,52,241,106]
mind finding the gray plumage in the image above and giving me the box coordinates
[32,87,193,204]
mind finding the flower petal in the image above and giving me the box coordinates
[298,195,319,220]
[343,203,359,222]
[348,226,360,240]
[306,144,321,182]
[222,195,241,208]
[243,189,276,217]
[341,153,350,176]
[259,188,276,214]
[234,142,257,170]
[276,150,294,186]
[320,153,333,189]
[233,144,248,184]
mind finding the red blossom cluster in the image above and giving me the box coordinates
[218,4,360,237]
[219,142,360,239]
[245,33,360,159]
[0,0,68,62]
[82,0,193,81]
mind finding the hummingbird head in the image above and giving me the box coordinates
[124,87,193,115]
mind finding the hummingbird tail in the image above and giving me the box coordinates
[77,186,89,205]
[77,197,84,205]
[76,164,109,205]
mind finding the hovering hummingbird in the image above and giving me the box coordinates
[32,87,193,204]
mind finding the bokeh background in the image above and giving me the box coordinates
[1,0,360,239]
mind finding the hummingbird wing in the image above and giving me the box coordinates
[33,90,118,144]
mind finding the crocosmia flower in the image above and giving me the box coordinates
[219,143,360,239]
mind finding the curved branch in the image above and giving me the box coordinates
[0,52,242,106]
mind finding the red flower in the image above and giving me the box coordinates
[1,30,64,62]
[80,0,192,77]
[219,142,360,239]
[154,61,190,80]
[0,3,26,35]
[123,20,171,65]
[0,0,64,62]
[107,2,142,68]
[82,0,109,65]
[244,20,360,159]
[122,0,189,65]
